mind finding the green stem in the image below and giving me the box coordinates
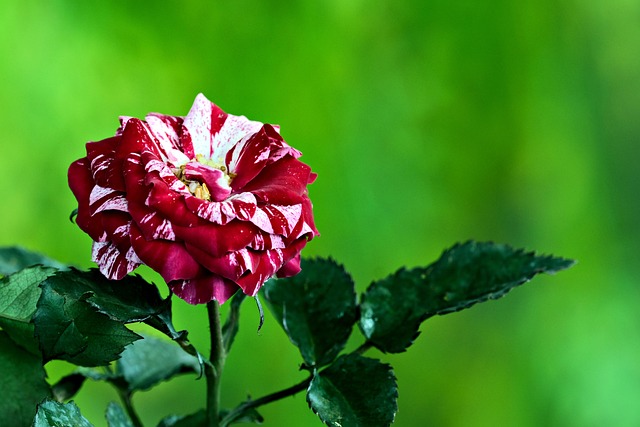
[206,301,225,427]
[222,292,246,353]
[354,341,374,355]
[117,389,143,427]
[220,375,313,427]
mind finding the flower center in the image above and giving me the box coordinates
[173,155,235,202]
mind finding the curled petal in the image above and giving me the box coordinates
[130,223,204,283]
[183,162,232,202]
[170,275,238,305]
[173,220,257,258]
[278,253,302,278]
[92,241,141,280]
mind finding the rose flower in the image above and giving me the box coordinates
[69,94,318,304]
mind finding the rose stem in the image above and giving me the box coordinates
[354,341,374,355]
[219,375,313,427]
[206,300,225,427]
[116,389,143,427]
[222,291,246,353]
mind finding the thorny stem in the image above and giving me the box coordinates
[206,301,225,427]
[219,375,313,427]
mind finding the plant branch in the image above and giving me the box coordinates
[222,292,246,353]
[205,300,226,427]
[220,375,313,427]
[353,341,374,355]
[116,389,143,427]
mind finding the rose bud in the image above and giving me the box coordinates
[69,94,318,304]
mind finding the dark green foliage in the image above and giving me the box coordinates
[106,402,134,427]
[0,246,66,276]
[40,269,167,324]
[0,331,51,427]
[34,276,142,366]
[263,258,357,368]
[307,354,397,427]
[0,266,57,354]
[115,335,201,392]
[360,241,575,353]
[33,269,200,367]
[33,400,93,427]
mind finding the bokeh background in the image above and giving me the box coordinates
[2,0,639,426]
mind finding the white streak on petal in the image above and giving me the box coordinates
[114,224,129,236]
[153,219,176,240]
[213,115,262,165]
[126,246,143,264]
[92,242,140,280]
[191,192,257,225]
[183,94,213,157]
[145,115,189,166]
[145,158,179,180]
[94,195,129,213]
[90,154,111,177]
[139,212,175,240]
[297,221,315,238]
[250,208,274,234]
[237,249,254,271]
[270,235,285,249]
[273,204,302,234]
[90,185,116,205]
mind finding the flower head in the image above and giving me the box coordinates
[69,94,318,304]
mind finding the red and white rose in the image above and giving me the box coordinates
[69,94,318,304]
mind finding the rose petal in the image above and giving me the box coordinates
[69,159,110,242]
[183,162,232,202]
[130,223,204,282]
[184,192,257,225]
[85,136,126,191]
[170,275,238,305]
[185,245,258,281]
[144,114,189,166]
[238,155,312,204]
[172,220,258,258]
[277,252,302,278]
[92,241,141,280]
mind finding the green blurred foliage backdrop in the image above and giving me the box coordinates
[2,0,639,426]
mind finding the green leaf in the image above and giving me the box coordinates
[40,269,167,323]
[157,410,206,427]
[33,400,93,427]
[0,246,66,276]
[0,331,51,427]
[220,408,264,425]
[157,409,263,427]
[34,277,141,366]
[106,402,134,427]
[0,266,57,354]
[115,335,201,392]
[263,258,357,368]
[307,354,397,427]
[33,268,202,365]
[360,241,575,352]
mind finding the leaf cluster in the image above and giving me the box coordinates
[0,242,573,426]
[0,247,202,427]
[262,241,574,426]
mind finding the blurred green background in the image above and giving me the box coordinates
[2,0,639,426]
